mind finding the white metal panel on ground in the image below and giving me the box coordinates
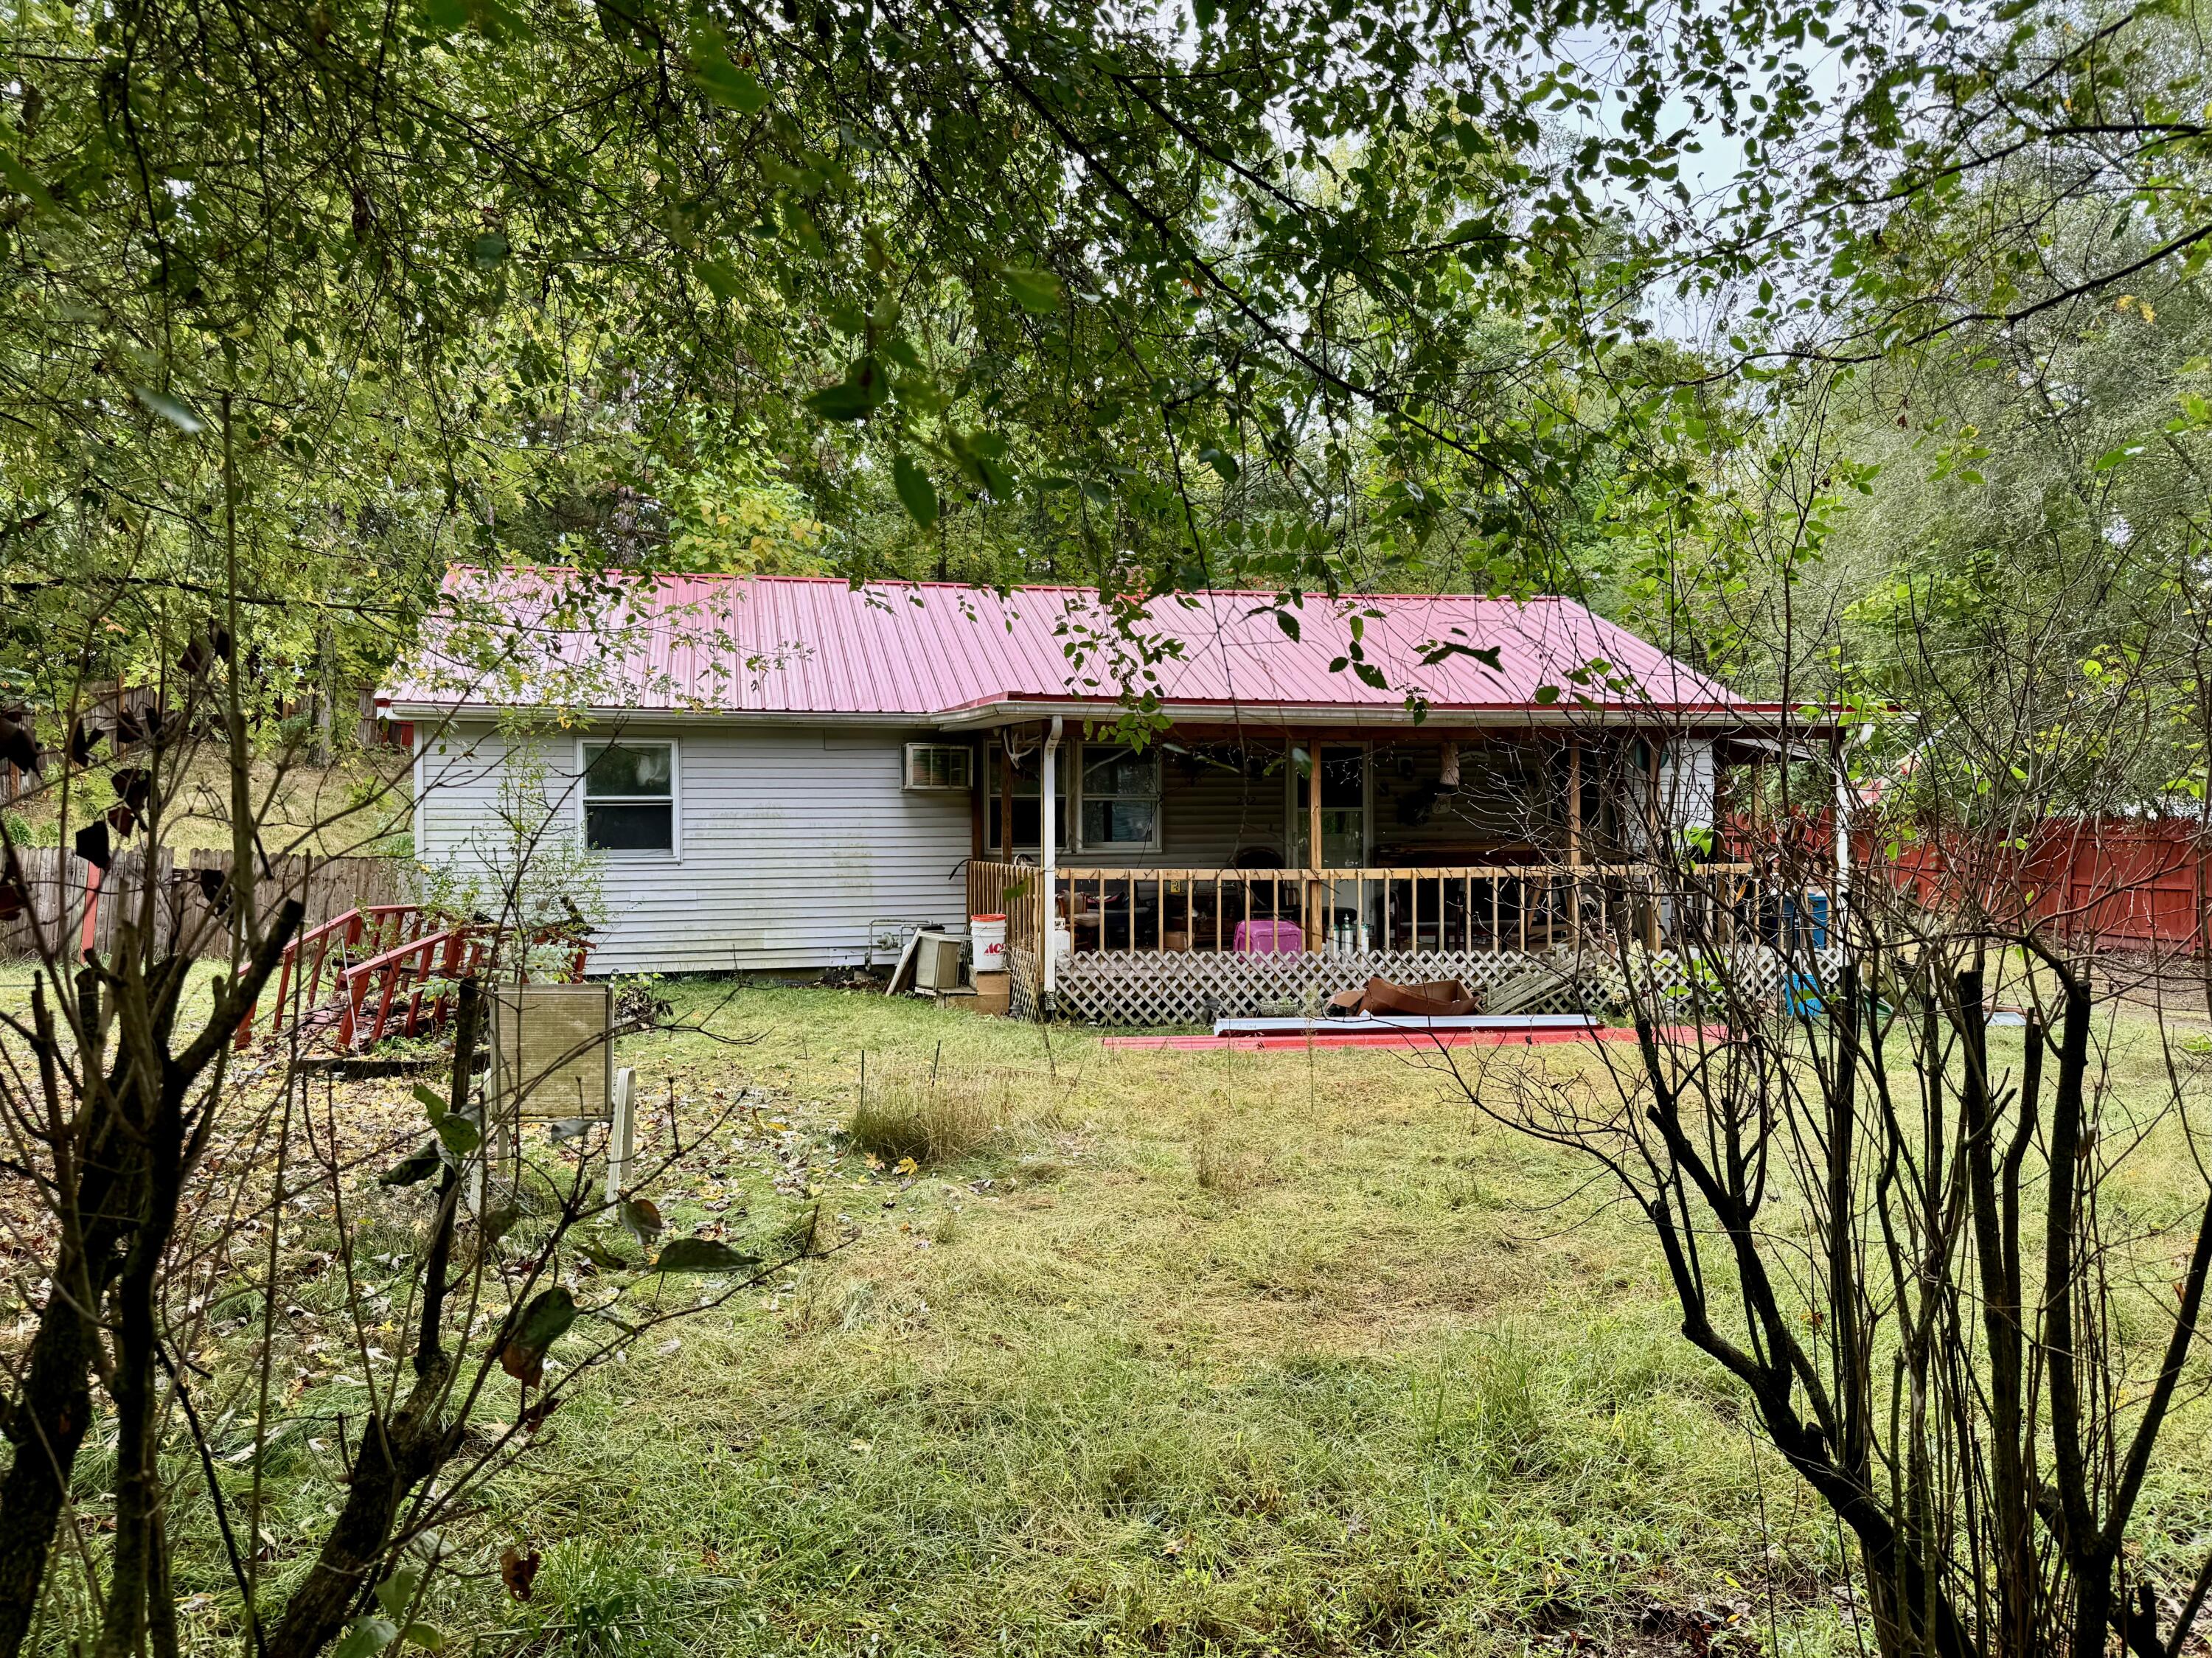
[414,721,973,973]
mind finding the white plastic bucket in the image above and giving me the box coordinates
[970,914,1006,972]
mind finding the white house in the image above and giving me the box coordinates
[383,569,1816,1011]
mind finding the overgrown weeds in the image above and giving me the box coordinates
[1190,1116,1267,1197]
[845,1067,1034,1165]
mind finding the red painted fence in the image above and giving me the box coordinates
[1850,818,2212,952]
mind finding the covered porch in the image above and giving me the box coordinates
[957,719,1837,1023]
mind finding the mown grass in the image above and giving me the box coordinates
[7,966,2211,1656]
[456,986,1865,1657]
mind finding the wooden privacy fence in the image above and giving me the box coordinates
[0,847,413,960]
[1854,818,2212,952]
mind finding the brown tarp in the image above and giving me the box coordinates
[1326,975,1484,1019]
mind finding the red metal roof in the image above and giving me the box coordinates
[383,568,1757,722]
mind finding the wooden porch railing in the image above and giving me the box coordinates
[1043,862,1774,958]
[967,858,1048,968]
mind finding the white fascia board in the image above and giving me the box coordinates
[380,701,942,727]
[384,697,1823,736]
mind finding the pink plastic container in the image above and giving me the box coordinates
[1234,919,1304,955]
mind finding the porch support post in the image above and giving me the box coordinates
[1568,741,1582,865]
[1644,736,1663,951]
[999,731,1015,857]
[970,737,986,860]
[1308,731,1324,952]
[1568,739,1582,948]
[1041,717,1062,1008]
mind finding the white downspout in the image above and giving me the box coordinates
[1041,716,1063,1007]
[1832,729,1851,950]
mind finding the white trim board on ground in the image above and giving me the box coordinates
[1208,1012,1599,1037]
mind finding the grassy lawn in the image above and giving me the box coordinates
[458,988,1848,1657]
[7,969,2209,1656]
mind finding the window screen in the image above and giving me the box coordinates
[582,741,674,851]
[1079,743,1159,849]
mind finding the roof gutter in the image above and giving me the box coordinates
[380,696,1843,738]
[931,700,1841,736]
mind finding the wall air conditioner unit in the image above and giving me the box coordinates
[912,930,966,992]
[905,742,974,792]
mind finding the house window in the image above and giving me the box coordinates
[905,742,974,791]
[987,748,1067,854]
[582,740,675,852]
[1078,742,1161,851]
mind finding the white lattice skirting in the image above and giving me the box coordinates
[1041,944,1841,1027]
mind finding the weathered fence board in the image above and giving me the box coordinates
[0,847,412,961]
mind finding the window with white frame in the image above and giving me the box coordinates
[581,740,675,852]
[904,742,973,791]
[1077,742,1161,850]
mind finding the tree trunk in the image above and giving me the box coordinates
[263,1363,462,1658]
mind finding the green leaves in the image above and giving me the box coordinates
[419,0,518,40]
[414,1083,479,1157]
[574,1235,634,1271]
[131,386,204,433]
[333,1615,399,1658]
[378,1141,443,1187]
[805,358,888,422]
[0,145,66,215]
[434,1112,480,1157]
[689,36,771,115]
[355,1573,443,1651]
[694,257,742,301]
[497,1288,577,1385]
[995,264,1062,315]
[653,1238,762,1274]
[943,427,1015,500]
[1417,639,1504,674]
[893,456,939,529]
[335,1579,441,1658]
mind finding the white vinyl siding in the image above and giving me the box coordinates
[415,722,973,973]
